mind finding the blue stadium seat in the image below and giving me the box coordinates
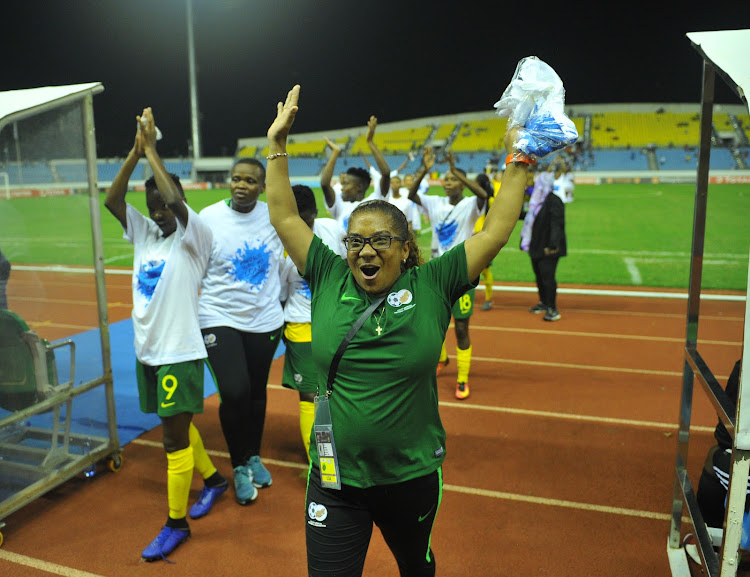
[589,150,650,171]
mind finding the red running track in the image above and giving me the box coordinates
[0,268,744,576]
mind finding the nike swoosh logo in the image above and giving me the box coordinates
[341,295,361,302]
[417,505,435,522]
[160,401,176,408]
[270,334,278,341]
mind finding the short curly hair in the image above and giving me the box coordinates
[349,199,422,271]
[346,167,371,190]
[145,173,184,199]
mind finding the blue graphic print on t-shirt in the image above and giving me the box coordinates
[437,220,458,247]
[228,242,271,290]
[294,279,311,300]
[137,259,165,301]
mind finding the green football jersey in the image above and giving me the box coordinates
[304,234,476,487]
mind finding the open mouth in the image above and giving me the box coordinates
[359,263,380,280]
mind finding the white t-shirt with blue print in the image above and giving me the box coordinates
[124,203,213,366]
[328,192,361,232]
[198,200,285,333]
[279,217,346,324]
[417,193,481,257]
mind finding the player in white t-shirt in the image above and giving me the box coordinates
[198,158,284,504]
[321,117,391,231]
[407,148,488,401]
[104,108,226,562]
[332,171,347,196]
[384,174,421,234]
[279,185,347,460]
[363,152,411,196]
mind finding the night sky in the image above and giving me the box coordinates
[2,0,747,158]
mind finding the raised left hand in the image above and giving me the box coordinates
[267,85,300,145]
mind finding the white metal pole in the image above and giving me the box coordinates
[187,0,201,165]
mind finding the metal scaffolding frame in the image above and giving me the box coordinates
[667,30,750,577]
[0,83,119,546]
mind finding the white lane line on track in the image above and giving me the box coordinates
[467,355,708,379]
[0,549,105,577]
[443,484,671,521]
[435,398,714,433]
[264,384,716,433]
[467,324,741,346]
[130,438,676,522]
[11,266,747,300]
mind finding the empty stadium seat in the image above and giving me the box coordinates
[0,309,74,412]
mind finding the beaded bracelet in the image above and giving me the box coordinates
[266,152,289,160]
[505,152,536,166]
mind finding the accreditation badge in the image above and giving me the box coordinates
[313,394,341,490]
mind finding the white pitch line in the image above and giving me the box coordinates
[624,257,643,284]
[12,264,131,275]
[103,254,132,264]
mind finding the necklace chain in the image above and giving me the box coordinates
[374,304,387,336]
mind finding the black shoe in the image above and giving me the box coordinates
[529,302,546,314]
[543,308,561,322]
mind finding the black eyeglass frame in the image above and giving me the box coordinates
[343,235,406,251]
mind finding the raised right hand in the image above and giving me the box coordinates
[324,136,341,153]
[132,119,145,158]
[422,146,435,171]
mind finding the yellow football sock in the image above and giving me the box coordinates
[189,422,216,481]
[439,341,448,363]
[483,268,494,301]
[299,401,315,461]
[167,446,194,520]
[456,345,472,383]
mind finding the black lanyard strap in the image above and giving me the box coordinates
[326,295,385,395]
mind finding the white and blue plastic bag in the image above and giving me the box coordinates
[494,56,578,158]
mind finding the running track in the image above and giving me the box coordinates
[0,268,744,576]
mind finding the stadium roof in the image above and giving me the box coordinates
[687,29,750,112]
[0,82,104,133]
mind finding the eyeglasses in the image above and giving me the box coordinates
[343,235,405,251]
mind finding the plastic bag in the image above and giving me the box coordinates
[494,56,578,158]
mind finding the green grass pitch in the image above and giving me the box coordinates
[0,182,748,290]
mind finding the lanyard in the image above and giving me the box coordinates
[325,295,385,396]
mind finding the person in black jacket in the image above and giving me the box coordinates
[0,247,10,310]
[519,164,567,321]
[696,359,745,528]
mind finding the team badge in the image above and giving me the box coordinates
[203,333,217,346]
[387,289,413,308]
[308,501,328,522]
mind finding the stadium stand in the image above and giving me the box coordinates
[431,122,457,143]
[9,104,747,190]
[162,160,192,180]
[349,126,431,155]
[449,118,507,152]
[4,163,54,185]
